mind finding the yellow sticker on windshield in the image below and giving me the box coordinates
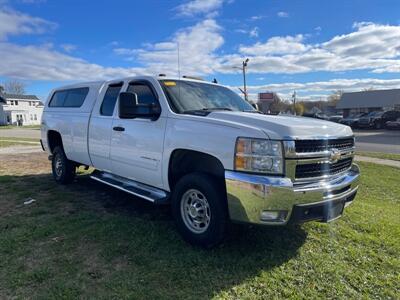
[164,81,176,86]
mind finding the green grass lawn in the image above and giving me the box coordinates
[356,151,400,161]
[0,154,399,299]
[0,125,41,129]
[0,137,40,148]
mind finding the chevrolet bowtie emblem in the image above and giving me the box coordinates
[329,148,341,163]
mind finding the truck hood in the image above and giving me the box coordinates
[208,111,353,140]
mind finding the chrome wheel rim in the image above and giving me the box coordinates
[180,189,211,234]
[54,155,63,177]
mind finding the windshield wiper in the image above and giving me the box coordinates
[242,110,262,114]
[201,107,233,111]
[183,107,233,114]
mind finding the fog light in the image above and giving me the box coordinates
[260,210,287,222]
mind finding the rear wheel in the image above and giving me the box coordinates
[171,173,228,248]
[51,146,76,184]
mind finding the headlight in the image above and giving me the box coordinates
[234,138,283,174]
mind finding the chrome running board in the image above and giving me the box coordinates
[90,170,169,204]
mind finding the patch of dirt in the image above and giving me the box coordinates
[0,153,50,175]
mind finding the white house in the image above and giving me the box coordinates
[0,93,44,126]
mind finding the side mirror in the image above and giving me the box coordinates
[119,92,161,120]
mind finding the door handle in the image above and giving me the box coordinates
[113,126,125,132]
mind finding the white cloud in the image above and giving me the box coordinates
[0,42,145,81]
[277,11,289,18]
[250,15,265,21]
[239,35,309,56]
[235,26,259,38]
[244,78,400,98]
[176,0,226,16]
[0,8,136,81]
[60,43,76,53]
[112,21,400,76]
[234,78,400,101]
[1,2,400,100]
[323,22,400,59]
[115,19,224,76]
[0,8,56,40]
[249,27,259,38]
[224,22,400,74]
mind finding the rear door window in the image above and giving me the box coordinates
[63,88,89,107]
[49,90,68,107]
[100,83,123,116]
[49,88,89,107]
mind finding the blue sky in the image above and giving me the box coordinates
[1,0,400,101]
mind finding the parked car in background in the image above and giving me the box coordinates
[340,113,367,128]
[302,112,329,120]
[358,110,400,129]
[386,118,400,130]
[328,115,343,123]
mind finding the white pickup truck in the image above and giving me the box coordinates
[41,75,360,247]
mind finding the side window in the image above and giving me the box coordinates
[127,83,158,105]
[49,88,89,107]
[100,83,123,116]
[63,88,89,107]
[49,90,68,107]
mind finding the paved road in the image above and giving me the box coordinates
[1,128,399,154]
[0,128,41,139]
[354,130,400,154]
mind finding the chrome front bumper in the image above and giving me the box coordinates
[225,164,360,225]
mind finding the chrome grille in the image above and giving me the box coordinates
[295,138,354,153]
[295,157,353,179]
[284,137,355,181]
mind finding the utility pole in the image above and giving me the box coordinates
[242,58,249,102]
[235,58,250,102]
[292,90,297,116]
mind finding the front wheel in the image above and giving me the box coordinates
[171,173,228,248]
[51,146,76,184]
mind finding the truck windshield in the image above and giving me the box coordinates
[159,80,255,114]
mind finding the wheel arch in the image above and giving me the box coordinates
[47,130,63,154]
[168,149,226,192]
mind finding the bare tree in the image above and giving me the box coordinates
[327,90,343,106]
[3,80,26,95]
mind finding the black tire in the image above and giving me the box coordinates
[375,121,382,129]
[171,173,228,248]
[51,146,76,184]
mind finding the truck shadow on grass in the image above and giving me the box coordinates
[0,172,307,298]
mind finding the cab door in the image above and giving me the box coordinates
[109,80,166,189]
[88,82,123,172]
